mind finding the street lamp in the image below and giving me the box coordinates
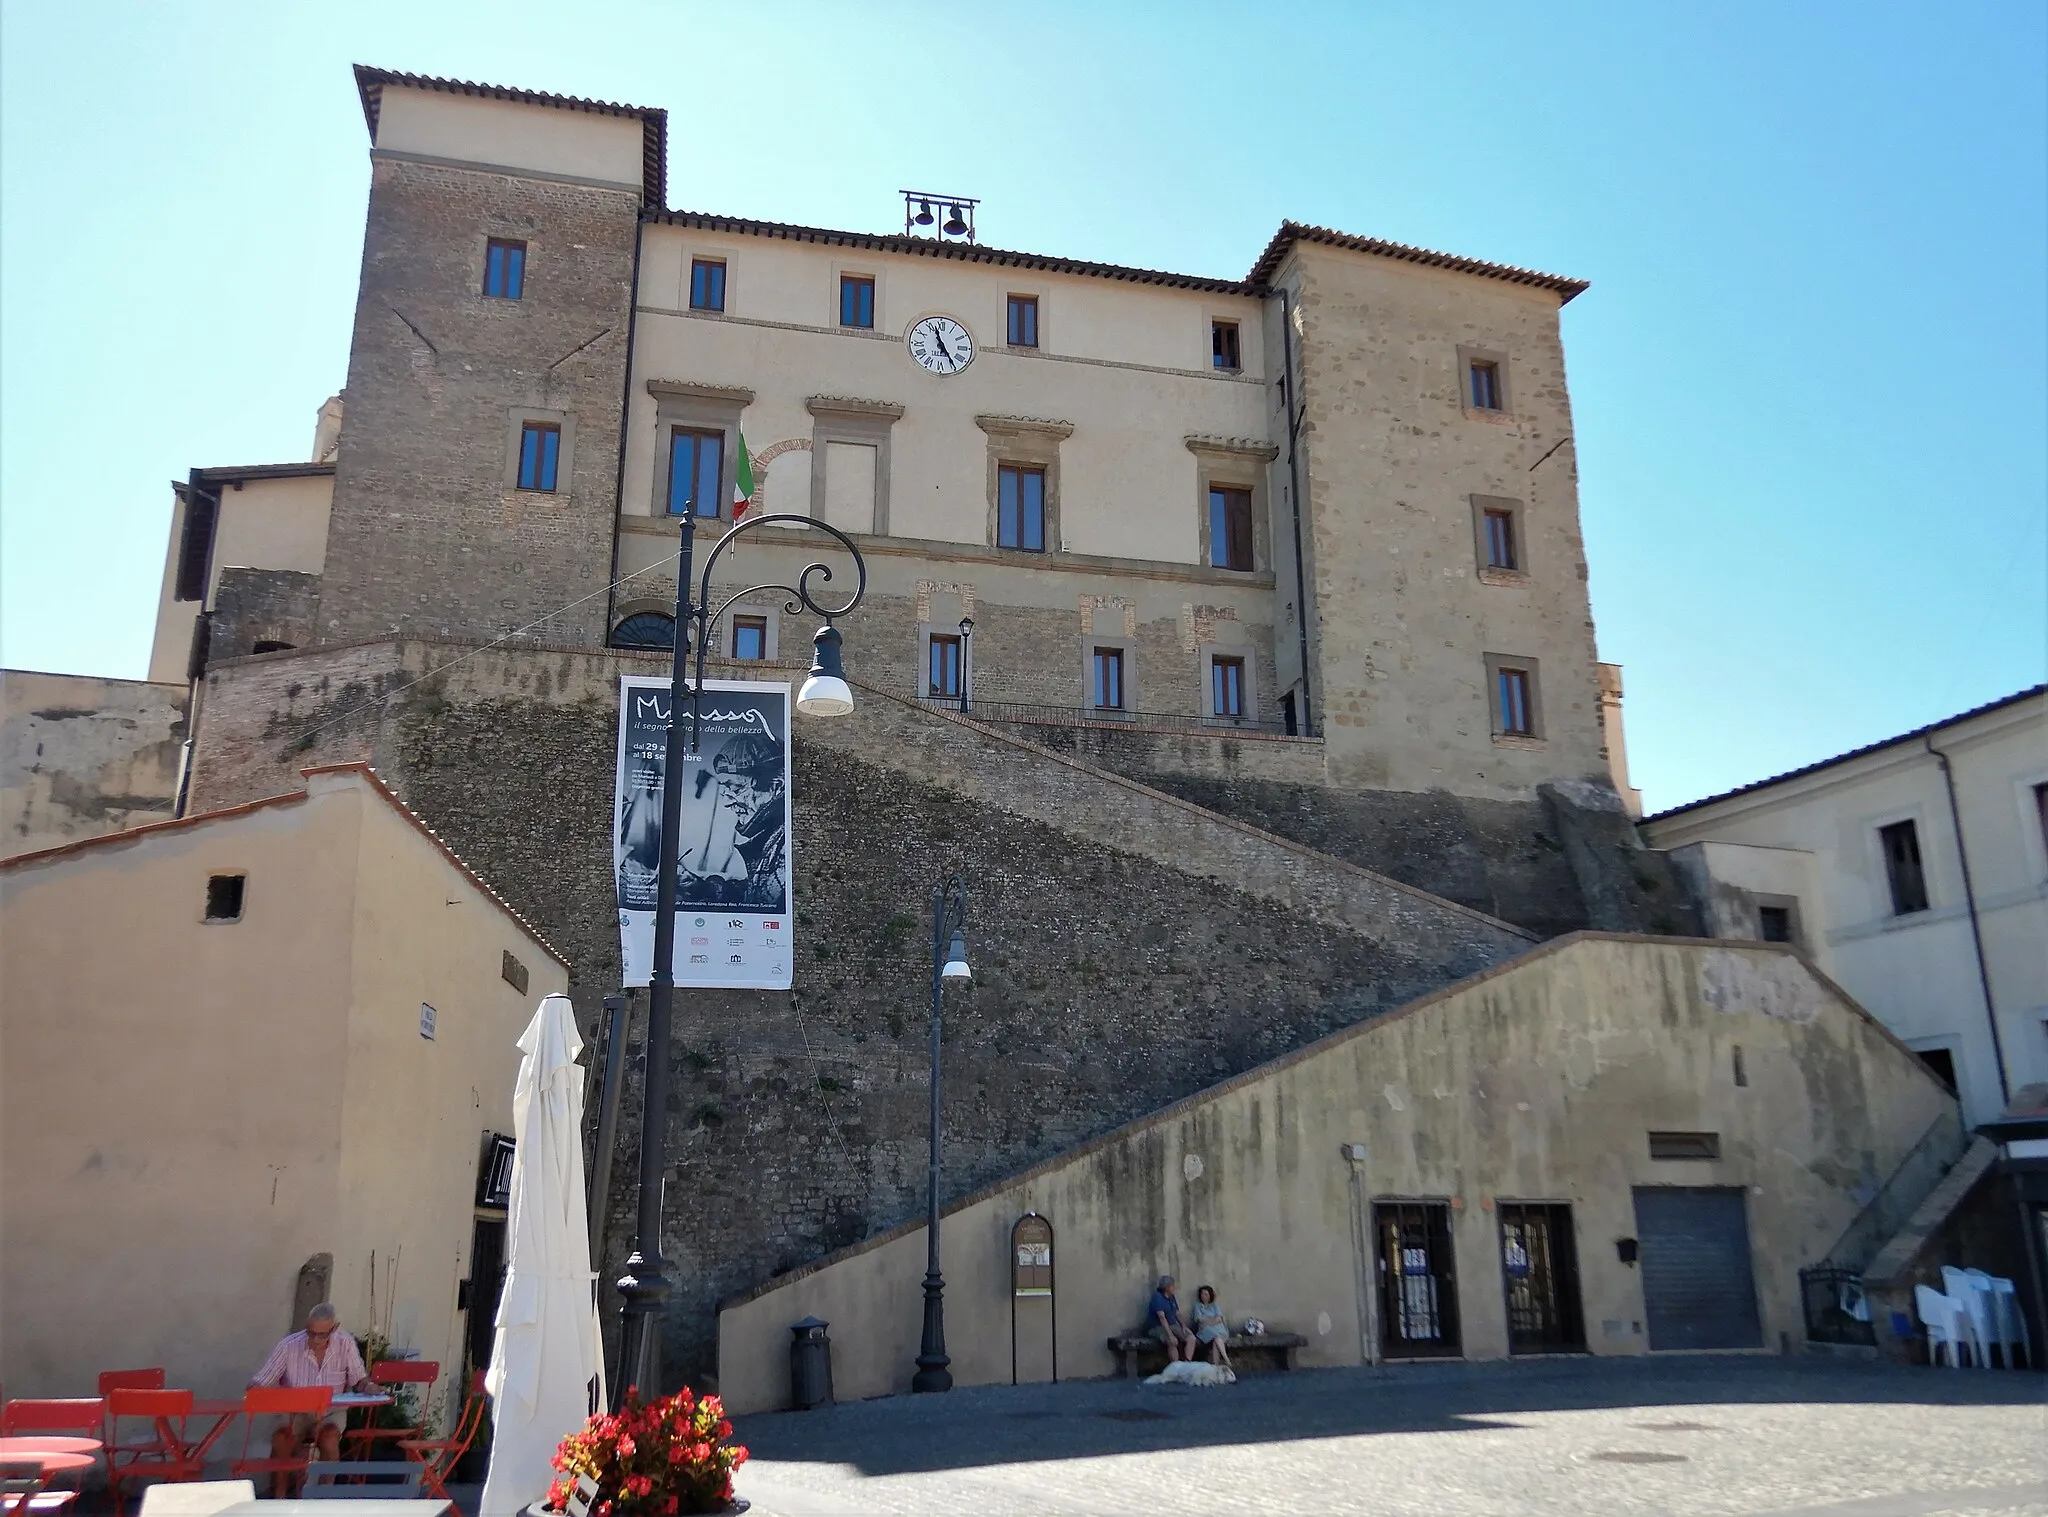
[614,505,869,1406]
[912,877,971,1392]
[956,617,973,714]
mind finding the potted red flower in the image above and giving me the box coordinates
[546,1387,749,1516]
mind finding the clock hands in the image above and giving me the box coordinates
[930,326,955,367]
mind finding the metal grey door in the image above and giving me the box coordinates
[1632,1187,1763,1350]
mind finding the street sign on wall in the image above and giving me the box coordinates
[613,675,794,990]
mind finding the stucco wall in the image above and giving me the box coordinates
[717,936,1955,1413]
[0,670,186,859]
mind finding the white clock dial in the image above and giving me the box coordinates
[907,315,975,375]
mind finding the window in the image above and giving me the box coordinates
[517,423,561,492]
[205,873,245,923]
[928,633,962,698]
[997,465,1046,551]
[1758,905,1793,943]
[1916,1046,1958,1092]
[613,612,675,650]
[732,615,768,661]
[1008,294,1039,348]
[839,274,875,329]
[1468,358,1502,411]
[689,258,727,313]
[1483,508,1518,570]
[667,428,724,516]
[1209,487,1255,571]
[1648,1131,1721,1161]
[1496,666,1534,736]
[1879,819,1929,914]
[1211,319,1240,371]
[2035,782,2048,861]
[1092,647,1125,710]
[1212,656,1246,718]
[484,239,526,300]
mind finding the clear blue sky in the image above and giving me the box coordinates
[3,0,2042,810]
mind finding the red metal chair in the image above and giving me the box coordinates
[395,1371,486,1502]
[338,1361,438,1461]
[96,1373,165,1476]
[229,1387,331,1495]
[104,1390,202,1512]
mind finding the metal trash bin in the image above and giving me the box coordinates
[790,1316,833,1410]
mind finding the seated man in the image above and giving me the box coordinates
[251,1303,373,1494]
[1148,1274,1197,1363]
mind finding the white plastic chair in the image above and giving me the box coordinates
[1915,1283,1968,1367]
[137,1482,256,1517]
[1968,1270,2032,1369]
[1942,1267,1996,1368]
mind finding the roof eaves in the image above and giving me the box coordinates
[651,209,1256,295]
[1646,684,2048,824]
[353,64,668,209]
[1246,220,1590,302]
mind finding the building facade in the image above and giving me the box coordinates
[0,764,569,1402]
[157,65,1628,813]
[1643,687,2048,1128]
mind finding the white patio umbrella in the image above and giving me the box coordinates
[481,994,607,1517]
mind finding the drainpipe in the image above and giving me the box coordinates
[1267,284,1314,736]
[1927,737,2009,1109]
[602,214,648,645]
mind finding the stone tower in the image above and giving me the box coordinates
[314,68,663,645]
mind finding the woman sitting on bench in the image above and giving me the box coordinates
[1189,1285,1232,1368]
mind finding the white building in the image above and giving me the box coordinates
[1642,686,2048,1127]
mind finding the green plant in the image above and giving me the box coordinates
[550,1386,746,1516]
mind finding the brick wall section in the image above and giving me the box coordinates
[210,568,321,660]
[188,638,1532,1382]
[316,159,638,646]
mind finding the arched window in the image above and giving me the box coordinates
[612,612,676,650]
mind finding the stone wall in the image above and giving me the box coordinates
[187,637,1529,1382]
[1,670,187,859]
[210,567,322,660]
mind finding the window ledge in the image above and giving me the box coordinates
[1492,732,1546,751]
[1462,408,1514,424]
[1478,567,1529,587]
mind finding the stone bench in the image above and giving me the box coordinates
[1106,1330,1308,1378]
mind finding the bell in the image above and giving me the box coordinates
[913,199,934,227]
[942,204,968,237]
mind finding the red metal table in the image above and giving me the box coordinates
[168,1400,245,1464]
[0,1446,97,1517]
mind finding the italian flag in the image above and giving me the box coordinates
[732,433,755,519]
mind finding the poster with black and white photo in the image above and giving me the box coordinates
[614,675,793,990]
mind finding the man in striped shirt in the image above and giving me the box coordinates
[250,1303,373,1489]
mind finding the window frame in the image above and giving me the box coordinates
[996,463,1049,552]
[1457,345,1512,415]
[1471,495,1526,578]
[1484,652,1545,741]
[1204,649,1257,723]
[1007,293,1040,349]
[1208,485,1256,572]
[516,421,562,493]
[1878,818,1931,916]
[731,614,769,661]
[1092,645,1127,711]
[1210,319,1242,372]
[612,610,676,651]
[978,414,1069,551]
[484,238,527,300]
[689,257,728,313]
[204,872,247,924]
[645,379,752,521]
[665,426,727,518]
[839,273,877,330]
[927,631,964,698]
[808,396,903,536]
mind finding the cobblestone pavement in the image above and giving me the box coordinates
[729,1356,2047,1516]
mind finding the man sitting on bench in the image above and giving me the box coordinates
[1148,1275,1197,1363]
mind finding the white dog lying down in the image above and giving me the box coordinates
[1142,1360,1236,1387]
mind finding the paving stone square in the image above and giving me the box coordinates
[729,1356,2047,1516]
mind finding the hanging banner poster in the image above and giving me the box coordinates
[614,675,793,990]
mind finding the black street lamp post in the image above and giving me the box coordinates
[912,877,972,1393]
[614,506,869,1406]
[956,617,972,714]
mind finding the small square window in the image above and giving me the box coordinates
[205,873,245,922]
[1758,905,1793,942]
[839,274,875,329]
[667,428,724,516]
[1211,320,1240,372]
[997,465,1046,551]
[1092,647,1125,710]
[1008,294,1039,348]
[928,633,962,697]
[1469,359,1503,411]
[732,615,768,661]
[484,239,526,300]
[1211,655,1246,718]
[517,422,561,492]
[1209,487,1254,571]
[1483,508,1518,570]
[1497,667,1534,735]
[689,258,727,313]
[2033,782,2047,861]
[1648,1131,1721,1161]
[1916,1046,1958,1092]
[1879,819,1930,915]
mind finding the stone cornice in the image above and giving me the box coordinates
[1184,434,1279,462]
[645,379,755,405]
[806,395,906,421]
[974,414,1074,440]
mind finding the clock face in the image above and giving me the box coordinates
[907,315,975,375]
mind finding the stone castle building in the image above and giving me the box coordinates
[32,66,1776,1384]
